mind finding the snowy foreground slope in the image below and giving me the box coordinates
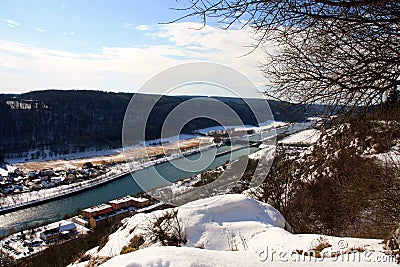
[74,194,395,266]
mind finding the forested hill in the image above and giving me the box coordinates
[0,90,323,161]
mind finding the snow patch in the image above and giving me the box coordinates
[248,147,275,160]
[279,129,321,146]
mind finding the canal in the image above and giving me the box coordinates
[0,122,311,236]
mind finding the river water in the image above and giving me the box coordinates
[0,122,310,236]
[0,145,257,236]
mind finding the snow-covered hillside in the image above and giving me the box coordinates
[72,194,395,267]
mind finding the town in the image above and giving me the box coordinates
[0,162,111,196]
[0,194,158,263]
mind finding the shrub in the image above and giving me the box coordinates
[129,235,145,250]
[146,209,186,246]
[120,246,134,255]
[312,237,331,253]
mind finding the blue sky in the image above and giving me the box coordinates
[0,0,269,95]
[1,0,189,52]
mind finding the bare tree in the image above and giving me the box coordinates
[262,19,399,112]
[175,0,400,113]
[175,0,399,31]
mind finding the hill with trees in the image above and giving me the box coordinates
[0,90,324,162]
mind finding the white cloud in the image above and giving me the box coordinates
[35,27,46,32]
[0,22,274,94]
[136,24,150,31]
[0,18,20,28]
[125,23,150,31]
[61,32,76,37]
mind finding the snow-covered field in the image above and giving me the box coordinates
[279,129,321,146]
[72,194,395,267]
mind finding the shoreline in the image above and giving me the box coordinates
[0,144,217,215]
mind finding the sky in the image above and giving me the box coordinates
[0,0,270,95]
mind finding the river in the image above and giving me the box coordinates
[0,122,311,236]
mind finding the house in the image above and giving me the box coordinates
[72,216,89,227]
[13,183,23,190]
[0,168,8,180]
[27,171,37,179]
[131,197,150,208]
[7,166,23,179]
[82,204,113,219]
[81,197,151,229]
[59,221,77,238]
[40,175,51,182]
[109,196,150,210]
[63,174,76,184]
[108,196,134,210]
[109,196,134,210]
[2,186,14,194]
[59,221,77,233]
[88,210,128,229]
[39,169,54,178]
[41,180,52,188]
[39,221,78,241]
[0,182,8,190]
[50,176,62,186]
[40,227,59,241]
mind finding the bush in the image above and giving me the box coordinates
[120,246,134,255]
[130,235,145,250]
[312,237,331,257]
[146,209,186,246]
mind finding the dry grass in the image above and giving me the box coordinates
[15,137,212,171]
